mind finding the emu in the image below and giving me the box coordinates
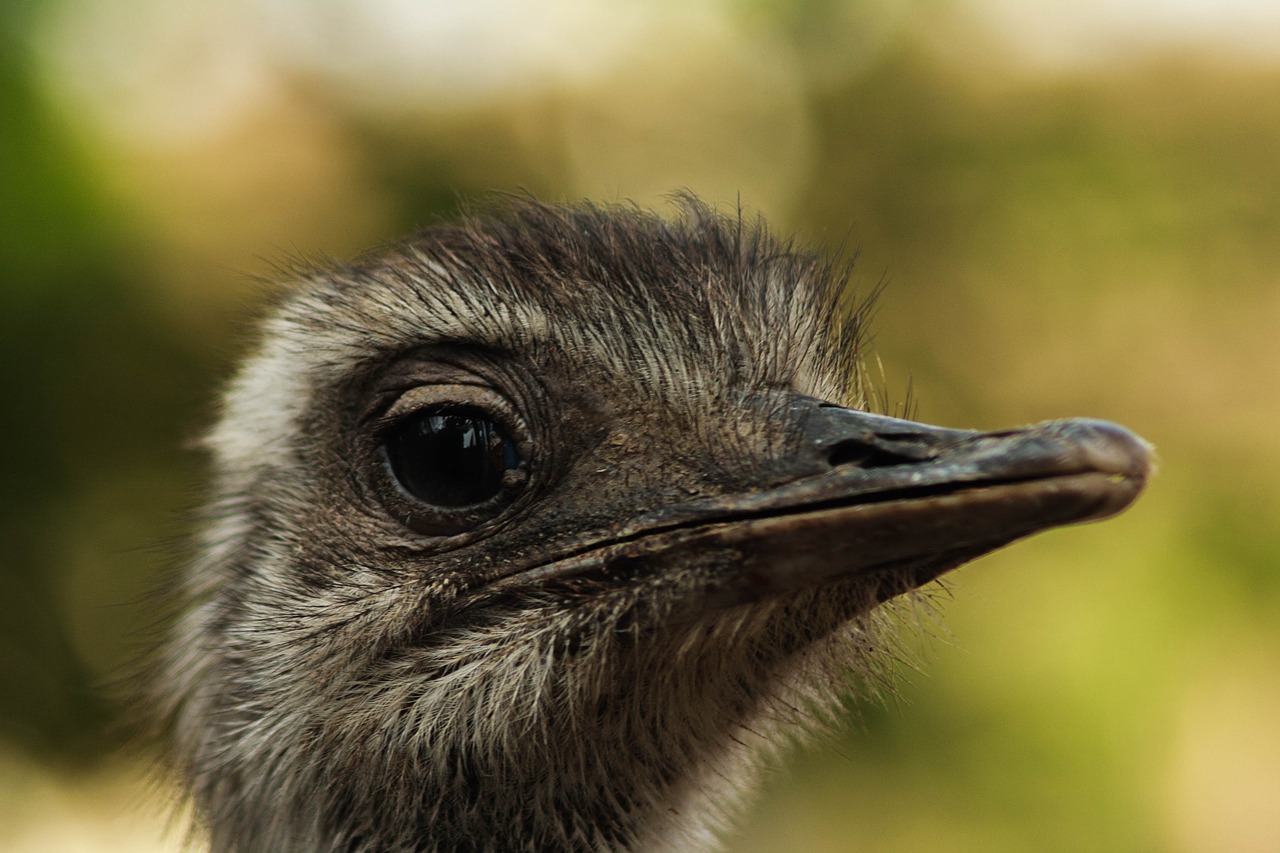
[154,198,1150,851]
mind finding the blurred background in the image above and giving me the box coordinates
[1,0,1278,849]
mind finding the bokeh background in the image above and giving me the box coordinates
[2,0,1278,850]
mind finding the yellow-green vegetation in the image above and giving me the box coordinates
[1,1,1276,850]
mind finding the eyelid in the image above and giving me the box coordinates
[380,382,507,423]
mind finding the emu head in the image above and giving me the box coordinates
[158,199,1149,851]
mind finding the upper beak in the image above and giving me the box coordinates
[487,398,1152,606]
[793,400,1150,513]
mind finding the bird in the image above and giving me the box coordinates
[152,197,1150,852]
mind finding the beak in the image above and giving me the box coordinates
[706,400,1154,602]
[488,399,1152,607]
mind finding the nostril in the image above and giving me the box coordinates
[827,440,914,469]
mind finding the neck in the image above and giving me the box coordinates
[180,587,886,852]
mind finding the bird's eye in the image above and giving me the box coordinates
[383,406,522,508]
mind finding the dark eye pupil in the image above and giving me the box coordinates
[384,406,520,508]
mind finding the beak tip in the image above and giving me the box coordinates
[1056,418,1153,480]
[1041,418,1153,521]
